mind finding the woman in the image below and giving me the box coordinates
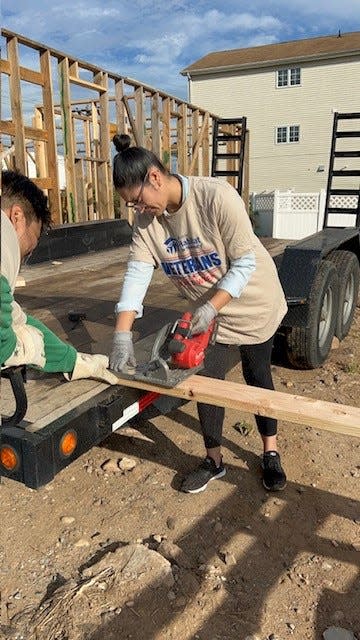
[110,134,288,494]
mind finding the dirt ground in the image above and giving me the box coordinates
[0,247,359,640]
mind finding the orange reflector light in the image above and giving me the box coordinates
[60,430,77,457]
[0,445,19,471]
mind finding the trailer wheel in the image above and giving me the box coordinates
[326,250,360,340]
[286,260,339,369]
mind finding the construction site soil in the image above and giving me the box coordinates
[1,246,359,640]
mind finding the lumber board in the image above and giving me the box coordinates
[8,36,26,173]
[113,373,360,439]
[40,49,61,223]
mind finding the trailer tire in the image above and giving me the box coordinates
[326,250,360,341]
[286,260,339,369]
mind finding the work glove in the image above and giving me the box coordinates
[109,331,136,372]
[190,301,218,335]
[64,353,119,385]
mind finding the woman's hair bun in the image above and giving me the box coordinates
[113,133,131,153]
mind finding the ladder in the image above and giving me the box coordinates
[211,117,247,197]
[323,112,360,228]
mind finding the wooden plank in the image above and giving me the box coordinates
[115,78,127,135]
[84,120,95,220]
[58,57,78,222]
[74,154,107,163]
[162,97,171,169]
[151,92,160,157]
[32,108,47,181]
[190,109,199,175]
[114,79,128,220]
[95,70,112,219]
[24,126,49,141]
[135,85,145,146]
[32,177,54,189]
[74,158,87,221]
[40,49,62,223]
[202,112,210,175]
[0,120,16,135]
[20,66,44,85]
[0,59,10,74]
[122,95,140,146]
[112,374,360,439]
[242,128,250,209]
[91,102,100,218]
[7,36,26,173]
[177,103,188,174]
[189,112,208,175]
[69,74,106,93]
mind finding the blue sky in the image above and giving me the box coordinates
[2,0,360,99]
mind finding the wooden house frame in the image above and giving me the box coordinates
[1,29,222,225]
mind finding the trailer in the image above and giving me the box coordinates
[276,112,360,369]
[1,112,359,488]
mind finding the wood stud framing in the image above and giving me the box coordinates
[1,28,249,224]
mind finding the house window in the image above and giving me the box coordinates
[277,69,288,87]
[276,67,301,87]
[290,67,301,85]
[277,126,288,143]
[276,125,300,144]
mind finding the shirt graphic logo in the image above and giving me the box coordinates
[164,236,202,254]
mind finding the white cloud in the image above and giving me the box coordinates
[2,0,359,101]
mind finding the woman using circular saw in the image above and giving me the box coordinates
[110,134,288,494]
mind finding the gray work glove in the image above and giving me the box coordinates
[64,353,119,385]
[191,301,218,335]
[109,331,136,372]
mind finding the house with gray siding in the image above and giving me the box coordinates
[181,32,360,194]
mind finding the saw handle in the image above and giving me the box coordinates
[168,312,192,354]
[169,312,216,369]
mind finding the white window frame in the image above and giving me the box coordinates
[276,125,300,144]
[276,67,301,88]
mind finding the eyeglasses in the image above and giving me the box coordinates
[125,170,149,209]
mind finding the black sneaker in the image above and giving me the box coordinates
[262,451,287,491]
[181,457,226,494]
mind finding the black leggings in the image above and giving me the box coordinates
[197,335,277,449]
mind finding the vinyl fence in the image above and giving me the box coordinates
[252,190,359,239]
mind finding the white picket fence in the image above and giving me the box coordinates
[251,189,358,239]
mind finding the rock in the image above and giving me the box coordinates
[332,611,345,622]
[166,516,177,530]
[119,457,137,471]
[73,538,91,548]
[178,569,199,596]
[351,542,360,552]
[93,543,174,589]
[234,421,253,436]
[60,516,75,525]
[157,540,192,568]
[323,627,356,640]
[220,550,237,565]
[101,459,120,474]
[213,521,223,533]
[153,534,162,543]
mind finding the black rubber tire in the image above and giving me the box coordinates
[286,260,339,369]
[326,250,360,340]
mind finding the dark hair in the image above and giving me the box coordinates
[2,170,52,229]
[112,134,167,189]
